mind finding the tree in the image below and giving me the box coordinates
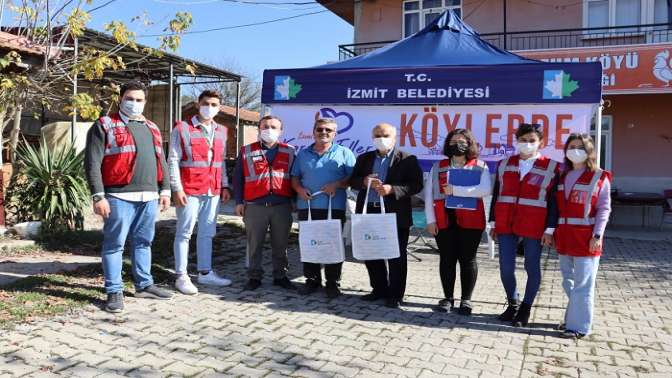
[0,0,194,162]
[190,59,261,111]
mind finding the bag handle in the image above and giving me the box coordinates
[363,180,386,215]
[306,191,333,221]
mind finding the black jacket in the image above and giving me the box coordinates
[349,149,424,229]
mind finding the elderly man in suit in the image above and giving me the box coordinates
[349,123,424,309]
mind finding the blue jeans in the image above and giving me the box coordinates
[174,195,220,275]
[498,234,542,305]
[102,197,157,294]
[559,255,600,335]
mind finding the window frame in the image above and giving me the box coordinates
[582,0,668,30]
[402,0,462,38]
[590,114,613,171]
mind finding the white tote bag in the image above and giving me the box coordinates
[351,183,400,261]
[298,192,345,264]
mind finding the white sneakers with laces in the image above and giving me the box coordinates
[175,274,198,295]
[198,271,232,287]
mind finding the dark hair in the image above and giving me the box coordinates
[259,115,282,128]
[120,80,147,98]
[442,128,479,160]
[515,123,543,140]
[198,90,221,102]
[563,133,598,172]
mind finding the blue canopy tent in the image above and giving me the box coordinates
[261,10,603,168]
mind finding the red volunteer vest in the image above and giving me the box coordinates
[494,155,559,239]
[100,113,164,187]
[431,158,487,230]
[175,119,226,195]
[241,141,294,201]
[554,168,611,257]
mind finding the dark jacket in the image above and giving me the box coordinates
[349,149,424,229]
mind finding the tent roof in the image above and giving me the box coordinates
[316,10,537,69]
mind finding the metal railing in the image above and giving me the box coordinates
[338,23,672,60]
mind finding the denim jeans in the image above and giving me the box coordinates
[559,254,600,335]
[102,197,157,294]
[174,195,220,275]
[498,234,543,305]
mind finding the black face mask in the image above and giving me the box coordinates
[448,143,468,156]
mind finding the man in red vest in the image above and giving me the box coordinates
[169,90,232,295]
[85,80,174,313]
[232,115,296,291]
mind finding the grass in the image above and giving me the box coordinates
[0,220,248,329]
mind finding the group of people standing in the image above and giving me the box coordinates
[84,81,611,339]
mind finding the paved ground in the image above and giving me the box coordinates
[1,217,671,377]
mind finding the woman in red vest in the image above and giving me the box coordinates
[490,123,559,327]
[425,129,492,315]
[553,133,611,339]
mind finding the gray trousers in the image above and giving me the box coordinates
[243,203,292,280]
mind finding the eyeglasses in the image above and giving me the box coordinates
[315,128,335,133]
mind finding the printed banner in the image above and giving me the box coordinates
[270,104,596,171]
[262,63,602,105]
[519,43,672,95]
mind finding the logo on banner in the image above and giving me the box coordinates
[543,70,579,99]
[274,76,302,100]
[315,107,354,134]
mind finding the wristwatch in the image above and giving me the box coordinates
[92,194,105,203]
[592,234,602,240]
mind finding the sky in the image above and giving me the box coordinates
[3,0,353,83]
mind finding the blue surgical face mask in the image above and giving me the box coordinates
[120,99,145,118]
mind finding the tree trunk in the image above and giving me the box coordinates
[9,105,22,163]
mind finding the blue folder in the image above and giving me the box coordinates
[444,169,481,210]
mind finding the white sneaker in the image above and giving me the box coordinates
[175,274,198,295]
[198,271,232,287]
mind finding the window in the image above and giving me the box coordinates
[403,0,462,38]
[590,114,612,171]
[584,0,669,30]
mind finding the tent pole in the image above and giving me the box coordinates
[71,37,78,144]
[169,64,174,136]
[235,81,242,155]
[503,0,508,49]
[595,99,603,169]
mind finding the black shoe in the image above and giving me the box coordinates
[325,285,341,299]
[434,298,454,313]
[272,277,296,290]
[105,292,124,313]
[512,302,531,327]
[560,329,586,339]
[135,285,174,300]
[244,279,262,291]
[499,299,520,321]
[385,298,400,309]
[361,292,386,302]
[458,300,473,316]
[299,281,321,295]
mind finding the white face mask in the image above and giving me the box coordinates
[516,141,539,156]
[373,137,395,152]
[199,105,219,120]
[566,148,588,164]
[260,128,281,144]
[120,99,145,118]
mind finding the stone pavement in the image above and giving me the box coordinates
[1,220,671,377]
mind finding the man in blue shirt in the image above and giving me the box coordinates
[291,118,356,298]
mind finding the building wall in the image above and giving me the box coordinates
[605,94,672,192]
[353,0,582,43]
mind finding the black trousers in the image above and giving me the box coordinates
[434,222,483,301]
[363,205,410,301]
[298,209,346,288]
